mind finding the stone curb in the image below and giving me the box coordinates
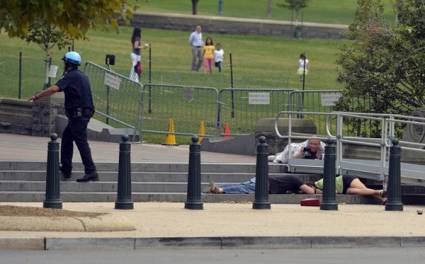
[2,236,425,250]
[0,215,135,233]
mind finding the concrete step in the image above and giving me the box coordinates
[0,171,318,183]
[0,161,285,173]
[0,180,221,193]
[0,191,385,204]
[0,179,418,195]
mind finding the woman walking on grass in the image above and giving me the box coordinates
[203,37,215,74]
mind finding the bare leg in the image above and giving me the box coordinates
[299,184,316,194]
[346,178,384,202]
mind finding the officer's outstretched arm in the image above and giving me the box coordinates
[29,85,60,102]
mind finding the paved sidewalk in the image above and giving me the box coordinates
[0,133,255,163]
[0,202,425,250]
[138,11,349,29]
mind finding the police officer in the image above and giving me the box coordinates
[30,51,98,182]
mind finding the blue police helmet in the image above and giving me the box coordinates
[63,51,81,66]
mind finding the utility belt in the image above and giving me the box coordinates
[65,107,94,119]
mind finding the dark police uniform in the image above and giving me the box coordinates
[56,68,96,176]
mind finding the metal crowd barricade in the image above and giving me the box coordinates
[83,62,143,139]
[142,83,219,136]
[217,88,295,135]
[274,111,425,186]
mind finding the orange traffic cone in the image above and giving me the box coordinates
[164,118,177,145]
[198,120,205,144]
[223,122,231,138]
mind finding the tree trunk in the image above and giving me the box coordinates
[267,0,272,18]
[395,0,402,24]
[192,0,199,15]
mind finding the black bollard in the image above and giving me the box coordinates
[115,135,134,209]
[185,135,203,210]
[320,138,338,211]
[253,136,271,209]
[43,133,63,209]
[385,138,403,211]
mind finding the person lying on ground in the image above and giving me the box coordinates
[268,136,326,164]
[208,175,313,195]
[209,175,386,203]
[313,175,385,203]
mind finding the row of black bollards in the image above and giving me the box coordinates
[43,133,403,211]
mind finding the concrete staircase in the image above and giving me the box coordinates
[0,161,422,204]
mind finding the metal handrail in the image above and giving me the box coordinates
[275,110,425,183]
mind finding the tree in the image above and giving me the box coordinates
[277,0,309,22]
[192,0,200,15]
[0,0,132,88]
[337,0,425,134]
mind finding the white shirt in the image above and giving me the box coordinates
[214,49,224,62]
[298,58,309,69]
[188,31,203,47]
[273,140,325,164]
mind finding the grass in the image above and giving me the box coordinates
[0,27,347,97]
[131,0,396,25]
[0,27,348,143]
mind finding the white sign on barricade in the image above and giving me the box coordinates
[48,65,58,78]
[320,92,342,106]
[104,72,121,90]
[248,92,270,105]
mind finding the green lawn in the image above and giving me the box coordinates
[132,0,395,25]
[0,26,347,143]
[0,27,347,98]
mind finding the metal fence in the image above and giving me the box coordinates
[142,83,219,136]
[287,90,342,135]
[218,88,295,135]
[83,62,143,136]
[0,52,61,99]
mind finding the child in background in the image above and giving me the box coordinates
[203,37,215,74]
[297,53,309,82]
[214,43,224,73]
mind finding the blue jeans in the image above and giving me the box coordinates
[221,178,256,194]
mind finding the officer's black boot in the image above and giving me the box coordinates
[76,171,99,182]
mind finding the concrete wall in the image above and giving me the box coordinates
[0,97,60,137]
[132,12,347,39]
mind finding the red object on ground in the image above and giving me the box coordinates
[223,122,231,138]
[300,198,320,206]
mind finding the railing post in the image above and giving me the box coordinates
[216,90,222,129]
[253,136,271,209]
[18,51,22,99]
[148,45,152,114]
[115,135,134,210]
[385,138,403,211]
[185,135,203,210]
[106,85,110,124]
[320,138,338,211]
[229,53,235,119]
[43,133,62,209]
[336,114,343,175]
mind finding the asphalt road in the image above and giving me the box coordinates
[2,248,425,264]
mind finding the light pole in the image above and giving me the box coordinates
[218,0,223,16]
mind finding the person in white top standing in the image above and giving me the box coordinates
[214,43,224,73]
[188,25,203,71]
[297,53,309,82]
